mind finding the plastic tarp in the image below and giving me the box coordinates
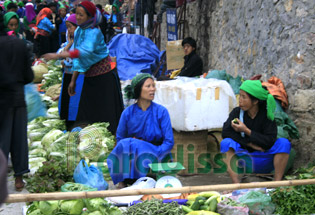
[108,34,160,80]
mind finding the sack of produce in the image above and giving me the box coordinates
[238,191,275,215]
[45,83,61,99]
[32,63,48,83]
[73,160,108,190]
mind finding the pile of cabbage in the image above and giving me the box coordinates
[40,60,63,91]
[28,116,115,175]
[26,198,122,215]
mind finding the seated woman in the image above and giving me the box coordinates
[221,80,291,183]
[107,74,174,188]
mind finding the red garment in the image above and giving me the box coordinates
[79,1,96,17]
[262,76,289,109]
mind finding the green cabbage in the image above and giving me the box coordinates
[28,127,52,142]
[88,211,103,215]
[46,107,59,119]
[38,201,59,215]
[48,133,69,153]
[29,148,47,157]
[29,141,43,150]
[42,119,66,131]
[60,199,84,215]
[41,129,64,149]
[84,198,106,212]
[27,209,43,215]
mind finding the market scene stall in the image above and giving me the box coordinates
[0,0,314,215]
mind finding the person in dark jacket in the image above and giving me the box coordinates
[0,13,34,191]
[221,80,291,183]
[0,149,8,205]
[178,37,203,77]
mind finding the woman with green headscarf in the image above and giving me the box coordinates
[221,80,291,183]
[109,2,122,28]
[3,11,23,38]
[107,73,174,188]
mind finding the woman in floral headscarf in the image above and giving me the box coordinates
[34,7,54,56]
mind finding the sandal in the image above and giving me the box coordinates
[15,176,25,191]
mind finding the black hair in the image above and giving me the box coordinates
[70,7,76,14]
[134,77,152,100]
[246,91,267,110]
[182,37,196,48]
[0,13,6,36]
[95,4,102,11]
[35,0,41,4]
[7,2,18,10]
[48,2,57,8]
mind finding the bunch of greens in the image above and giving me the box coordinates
[270,164,315,215]
[123,199,185,215]
[40,60,63,91]
[25,159,73,193]
[26,198,122,215]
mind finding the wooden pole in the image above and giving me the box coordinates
[5,179,315,203]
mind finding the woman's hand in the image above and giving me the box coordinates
[68,81,76,96]
[248,143,265,152]
[42,53,59,61]
[231,119,248,133]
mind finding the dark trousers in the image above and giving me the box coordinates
[0,107,29,177]
[35,35,51,57]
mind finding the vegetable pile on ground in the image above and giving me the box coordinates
[26,198,122,215]
[182,192,221,214]
[40,60,63,91]
[123,199,185,215]
[270,163,315,215]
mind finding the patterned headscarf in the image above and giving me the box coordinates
[36,7,52,26]
[78,2,102,30]
[240,80,276,121]
[25,3,36,23]
[124,73,153,99]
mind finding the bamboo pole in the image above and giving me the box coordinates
[5,179,315,203]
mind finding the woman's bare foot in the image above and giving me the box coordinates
[116,181,126,189]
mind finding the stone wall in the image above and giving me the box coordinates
[158,0,315,168]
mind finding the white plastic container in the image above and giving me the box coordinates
[154,77,237,131]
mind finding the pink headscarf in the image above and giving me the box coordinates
[66,14,77,25]
[25,3,36,23]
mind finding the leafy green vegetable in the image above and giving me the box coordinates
[46,107,60,119]
[61,182,97,192]
[27,209,43,215]
[38,200,59,215]
[270,165,315,215]
[84,198,107,212]
[41,129,64,149]
[42,119,66,131]
[25,159,73,193]
[28,127,52,142]
[60,199,84,215]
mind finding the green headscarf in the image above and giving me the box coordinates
[4,11,20,34]
[124,73,153,99]
[17,1,24,7]
[112,3,119,13]
[240,80,276,121]
[4,1,12,10]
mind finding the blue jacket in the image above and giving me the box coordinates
[72,27,109,73]
[37,17,54,34]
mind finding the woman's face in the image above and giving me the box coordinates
[59,8,67,17]
[239,90,257,111]
[140,78,156,101]
[7,18,19,32]
[66,22,77,37]
[75,6,90,25]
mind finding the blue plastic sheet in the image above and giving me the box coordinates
[24,83,47,122]
[108,34,160,80]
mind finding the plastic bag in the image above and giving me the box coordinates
[73,160,108,191]
[61,182,98,192]
[238,191,275,215]
[24,83,47,122]
[217,196,249,215]
[205,70,227,80]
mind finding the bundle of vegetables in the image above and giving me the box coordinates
[27,117,66,174]
[40,60,63,91]
[41,95,58,109]
[270,164,315,215]
[25,159,74,193]
[123,199,184,215]
[182,192,221,214]
[77,122,115,163]
[26,198,121,215]
[46,106,60,118]
[32,63,49,83]
[61,182,97,192]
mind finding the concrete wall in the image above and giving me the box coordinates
[158,0,315,168]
